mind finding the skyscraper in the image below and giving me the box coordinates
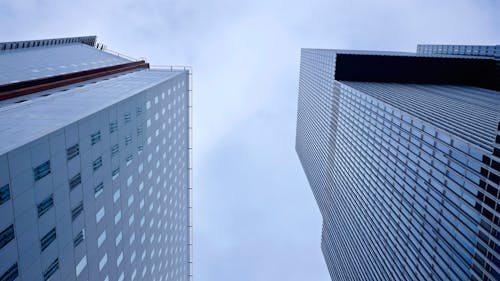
[296,45,499,281]
[0,36,192,281]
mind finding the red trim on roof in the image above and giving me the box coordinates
[0,60,150,101]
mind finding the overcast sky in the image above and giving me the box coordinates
[1,1,499,280]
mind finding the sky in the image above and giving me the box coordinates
[0,0,499,280]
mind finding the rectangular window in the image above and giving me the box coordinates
[112,167,120,180]
[94,182,104,198]
[136,106,142,116]
[125,135,132,146]
[111,144,119,157]
[43,258,59,281]
[109,121,118,134]
[138,145,143,152]
[0,184,10,206]
[69,173,82,190]
[113,189,120,203]
[34,161,51,181]
[73,230,84,247]
[96,206,105,224]
[76,255,87,277]
[40,228,56,251]
[93,157,102,171]
[67,144,80,161]
[98,231,106,248]
[71,201,84,221]
[0,225,15,250]
[0,263,18,281]
[126,154,133,166]
[137,126,143,136]
[91,131,101,145]
[124,113,131,123]
[37,195,54,217]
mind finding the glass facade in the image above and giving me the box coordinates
[296,46,499,281]
[0,37,192,281]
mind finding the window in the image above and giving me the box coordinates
[113,189,120,203]
[43,258,59,281]
[125,135,132,146]
[71,201,84,221]
[76,255,87,277]
[67,144,79,161]
[96,206,105,223]
[115,232,122,246]
[136,106,142,116]
[137,126,143,136]
[109,121,118,133]
[74,230,84,247]
[0,263,18,281]
[126,154,133,166]
[97,231,106,248]
[40,228,56,251]
[115,211,121,224]
[0,225,15,250]
[99,254,108,271]
[0,184,10,206]
[94,182,104,198]
[34,161,51,181]
[93,156,102,171]
[37,195,54,217]
[91,131,101,145]
[117,252,123,266]
[69,173,82,190]
[112,167,120,180]
[124,113,131,123]
[111,144,119,157]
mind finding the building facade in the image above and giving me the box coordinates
[296,45,499,281]
[0,36,192,281]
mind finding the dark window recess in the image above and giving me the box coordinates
[124,113,131,123]
[494,148,500,158]
[126,154,133,163]
[492,160,500,172]
[125,135,132,146]
[34,161,51,181]
[73,230,84,247]
[0,184,10,206]
[71,202,84,221]
[486,185,498,197]
[43,258,59,281]
[112,167,120,178]
[138,145,143,152]
[137,126,143,136]
[136,106,142,116]
[489,172,500,185]
[496,135,500,145]
[0,225,15,250]
[40,228,56,251]
[69,173,82,190]
[93,157,102,171]
[111,144,119,157]
[483,155,491,166]
[37,195,54,218]
[91,131,101,145]
[94,182,104,196]
[0,263,18,281]
[67,144,80,161]
[109,121,118,134]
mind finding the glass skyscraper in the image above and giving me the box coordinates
[0,36,192,281]
[296,45,499,280]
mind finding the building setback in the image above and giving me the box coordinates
[0,36,192,281]
[296,45,499,281]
